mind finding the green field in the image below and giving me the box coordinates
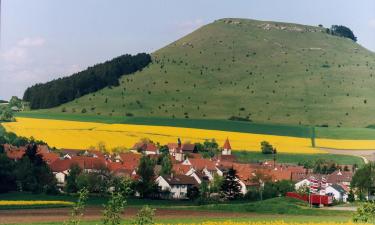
[35,18,375,128]
[234,151,364,166]
[1,197,353,224]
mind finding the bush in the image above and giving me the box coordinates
[261,141,276,154]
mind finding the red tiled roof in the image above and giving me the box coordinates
[167,143,179,149]
[133,142,158,152]
[172,164,192,175]
[223,138,232,150]
[119,152,141,163]
[39,152,59,164]
[50,159,75,172]
[161,174,198,186]
[181,144,195,152]
[187,158,216,171]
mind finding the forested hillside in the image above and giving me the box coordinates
[34,18,375,127]
[23,53,151,109]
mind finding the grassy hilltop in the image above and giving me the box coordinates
[39,18,375,128]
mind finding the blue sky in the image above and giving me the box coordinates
[0,0,374,100]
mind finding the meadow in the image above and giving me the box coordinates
[3,117,375,154]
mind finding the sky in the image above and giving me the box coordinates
[0,0,374,100]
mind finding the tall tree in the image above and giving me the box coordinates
[160,155,172,176]
[136,156,157,198]
[220,168,242,200]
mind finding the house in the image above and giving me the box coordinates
[326,184,348,202]
[327,170,353,186]
[222,138,232,155]
[133,142,159,155]
[182,158,218,180]
[156,174,198,199]
[50,156,107,186]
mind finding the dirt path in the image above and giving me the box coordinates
[319,147,375,163]
[0,206,251,224]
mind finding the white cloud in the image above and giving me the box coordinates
[17,37,46,47]
[1,47,28,63]
[1,37,46,64]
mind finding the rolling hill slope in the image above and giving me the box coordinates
[39,18,375,128]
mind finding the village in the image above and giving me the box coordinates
[3,138,356,205]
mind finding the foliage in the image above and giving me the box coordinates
[351,163,375,197]
[260,141,276,155]
[76,168,111,195]
[0,153,16,193]
[14,143,57,194]
[160,154,172,176]
[352,201,375,223]
[112,177,135,198]
[102,192,126,225]
[220,168,242,200]
[133,205,155,225]
[136,155,157,198]
[65,164,83,193]
[329,25,357,42]
[65,188,89,225]
[23,53,151,109]
[347,189,355,203]
[262,180,295,199]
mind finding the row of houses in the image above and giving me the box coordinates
[2,139,354,201]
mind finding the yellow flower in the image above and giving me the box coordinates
[0,200,73,206]
[5,117,375,154]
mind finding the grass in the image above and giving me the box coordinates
[0,192,196,209]
[34,18,375,129]
[234,151,365,166]
[4,216,353,225]
[186,197,348,217]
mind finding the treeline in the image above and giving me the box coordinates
[326,25,357,42]
[23,53,151,109]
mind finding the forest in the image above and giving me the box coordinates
[23,53,151,109]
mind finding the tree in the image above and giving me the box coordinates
[136,156,157,198]
[187,186,200,201]
[158,145,169,155]
[160,155,172,176]
[112,177,135,198]
[102,192,126,225]
[348,189,355,203]
[0,153,16,193]
[220,168,242,200]
[330,25,357,42]
[260,141,276,154]
[198,180,210,204]
[353,201,375,223]
[210,174,224,193]
[132,205,155,225]
[65,164,82,193]
[351,163,375,198]
[14,143,57,193]
[23,53,152,109]
[64,188,89,225]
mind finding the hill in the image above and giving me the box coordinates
[36,18,375,128]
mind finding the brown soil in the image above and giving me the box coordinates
[0,206,250,224]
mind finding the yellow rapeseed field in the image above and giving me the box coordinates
[156,222,365,225]
[4,117,374,153]
[0,200,73,206]
[3,118,322,153]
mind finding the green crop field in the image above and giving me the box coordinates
[34,18,375,129]
[233,151,364,166]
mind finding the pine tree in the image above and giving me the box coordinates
[220,168,242,200]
